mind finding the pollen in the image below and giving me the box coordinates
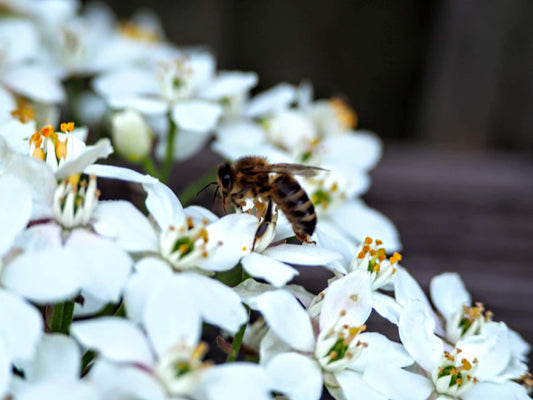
[40,125,55,138]
[364,237,373,245]
[358,251,366,259]
[330,97,358,130]
[375,239,383,245]
[10,98,35,123]
[373,263,381,272]
[60,122,75,132]
[461,358,472,371]
[55,139,68,159]
[242,246,247,252]
[32,147,45,160]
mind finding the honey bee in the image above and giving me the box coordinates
[216,156,324,245]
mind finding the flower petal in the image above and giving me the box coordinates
[197,363,273,400]
[123,257,172,324]
[349,332,412,371]
[245,83,296,117]
[71,317,154,367]
[0,342,11,398]
[265,352,323,400]
[2,247,84,304]
[171,100,222,133]
[462,381,530,400]
[179,273,248,334]
[65,230,132,303]
[23,334,80,382]
[362,364,434,400]
[372,292,402,325]
[143,277,201,356]
[335,369,387,400]
[321,131,382,172]
[263,243,342,266]
[88,359,167,400]
[242,252,299,287]
[0,175,32,256]
[143,180,185,231]
[248,289,314,352]
[320,270,373,330]
[199,71,258,100]
[398,299,443,372]
[3,65,65,103]
[315,220,358,267]
[430,272,471,321]
[200,213,258,271]
[0,289,43,362]
[55,138,113,179]
[93,200,159,252]
[84,164,157,184]
[330,199,402,252]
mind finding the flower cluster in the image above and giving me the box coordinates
[0,2,530,400]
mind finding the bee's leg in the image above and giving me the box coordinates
[253,198,274,250]
[295,230,316,245]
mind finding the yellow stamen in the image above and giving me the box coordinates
[364,237,373,245]
[10,98,35,123]
[32,147,45,160]
[55,138,68,159]
[60,121,75,132]
[68,174,80,188]
[330,97,358,130]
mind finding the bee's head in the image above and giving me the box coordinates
[216,162,234,195]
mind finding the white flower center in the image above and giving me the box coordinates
[159,217,211,270]
[155,342,212,397]
[315,310,367,373]
[53,174,99,228]
[349,237,401,290]
[447,303,492,344]
[432,348,478,397]
[156,58,194,102]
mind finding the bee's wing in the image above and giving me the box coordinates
[249,163,327,177]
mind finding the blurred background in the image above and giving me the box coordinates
[99,0,533,371]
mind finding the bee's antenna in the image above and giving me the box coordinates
[196,181,217,197]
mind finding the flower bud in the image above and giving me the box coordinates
[111,109,152,161]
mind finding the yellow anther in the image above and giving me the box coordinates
[55,138,68,159]
[202,250,208,257]
[348,326,360,337]
[30,131,42,147]
[196,228,208,242]
[461,359,472,371]
[457,378,463,386]
[178,244,189,254]
[60,122,75,132]
[393,252,402,261]
[364,237,373,245]
[330,97,358,130]
[376,248,386,257]
[362,245,370,253]
[378,254,386,262]
[330,350,338,360]
[375,239,383,245]
[40,125,54,138]
[192,342,209,360]
[330,182,338,192]
[32,147,45,160]
[369,249,376,256]
[340,309,347,317]
[186,217,194,229]
[118,21,159,42]
[68,174,80,188]
[242,246,247,252]
[358,251,366,259]
[444,351,454,361]
[373,263,381,272]
[11,98,35,123]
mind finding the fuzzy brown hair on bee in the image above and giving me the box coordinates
[216,156,324,244]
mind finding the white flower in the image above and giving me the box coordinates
[375,299,532,400]
[11,334,102,400]
[71,314,273,399]
[0,289,43,398]
[240,271,413,399]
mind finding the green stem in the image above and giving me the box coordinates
[177,168,217,206]
[161,113,178,183]
[51,301,75,334]
[226,307,250,363]
[142,155,159,178]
